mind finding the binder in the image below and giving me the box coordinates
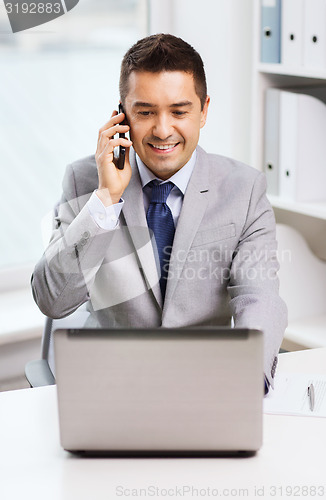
[264,88,280,195]
[279,90,326,202]
[303,0,326,70]
[281,0,304,67]
[279,91,298,200]
[260,0,282,63]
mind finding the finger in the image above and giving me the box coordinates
[97,114,127,148]
[96,136,132,164]
[97,129,128,154]
[98,111,126,136]
[99,137,132,159]
[100,123,130,141]
[98,111,117,134]
[97,124,130,154]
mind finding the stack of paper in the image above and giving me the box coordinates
[264,373,326,417]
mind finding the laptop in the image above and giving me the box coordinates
[54,327,263,456]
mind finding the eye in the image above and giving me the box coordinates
[138,111,151,116]
[173,111,187,116]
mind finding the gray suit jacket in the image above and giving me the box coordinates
[32,146,287,386]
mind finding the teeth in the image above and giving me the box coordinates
[151,144,177,150]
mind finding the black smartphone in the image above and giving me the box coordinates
[117,103,127,170]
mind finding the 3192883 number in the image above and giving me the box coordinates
[5,3,62,14]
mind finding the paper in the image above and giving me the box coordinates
[264,373,326,417]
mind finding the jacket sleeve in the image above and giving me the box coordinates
[227,172,288,388]
[31,162,117,319]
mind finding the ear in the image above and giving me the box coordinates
[200,96,210,128]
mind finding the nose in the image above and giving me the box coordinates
[152,113,174,140]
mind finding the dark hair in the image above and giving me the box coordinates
[119,33,207,110]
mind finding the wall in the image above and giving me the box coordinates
[149,0,254,165]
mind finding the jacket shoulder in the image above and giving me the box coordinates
[197,146,261,183]
[63,154,98,199]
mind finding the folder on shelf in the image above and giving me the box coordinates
[279,90,326,202]
[303,0,326,70]
[281,0,304,67]
[264,88,280,195]
[260,0,282,63]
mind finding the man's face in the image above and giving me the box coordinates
[124,71,210,180]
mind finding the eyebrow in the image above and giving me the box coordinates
[133,102,155,108]
[170,101,193,108]
[132,100,193,109]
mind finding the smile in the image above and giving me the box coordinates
[149,143,180,152]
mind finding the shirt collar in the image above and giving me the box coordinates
[136,149,197,196]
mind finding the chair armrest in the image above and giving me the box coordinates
[25,359,56,387]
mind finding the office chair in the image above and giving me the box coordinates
[25,305,90,387]
[25,199,91,387]
[276,223,326,349]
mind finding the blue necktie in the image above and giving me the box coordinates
[146,181,175,300]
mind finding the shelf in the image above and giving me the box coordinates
[254,0,326,347]
[268,195,326,220]
[258,63,326,81]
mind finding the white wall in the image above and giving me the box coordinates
[149,0,254,165]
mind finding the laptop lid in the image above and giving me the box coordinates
[54,327,263,456]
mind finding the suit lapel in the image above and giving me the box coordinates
[163,148,210,313]
[121,150,162,308]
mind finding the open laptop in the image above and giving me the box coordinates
[54,327,263,456]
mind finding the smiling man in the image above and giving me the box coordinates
[32,34,287,392]
[124,70,208,178]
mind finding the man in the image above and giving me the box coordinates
[31,33,287,392]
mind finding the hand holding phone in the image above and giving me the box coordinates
[95,107,132,207]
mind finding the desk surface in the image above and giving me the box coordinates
[1,349,326,500]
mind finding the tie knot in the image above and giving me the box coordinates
[148,181,174,204]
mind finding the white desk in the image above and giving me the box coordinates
[1,349,326,500]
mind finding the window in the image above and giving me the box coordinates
[0,0,147,273]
